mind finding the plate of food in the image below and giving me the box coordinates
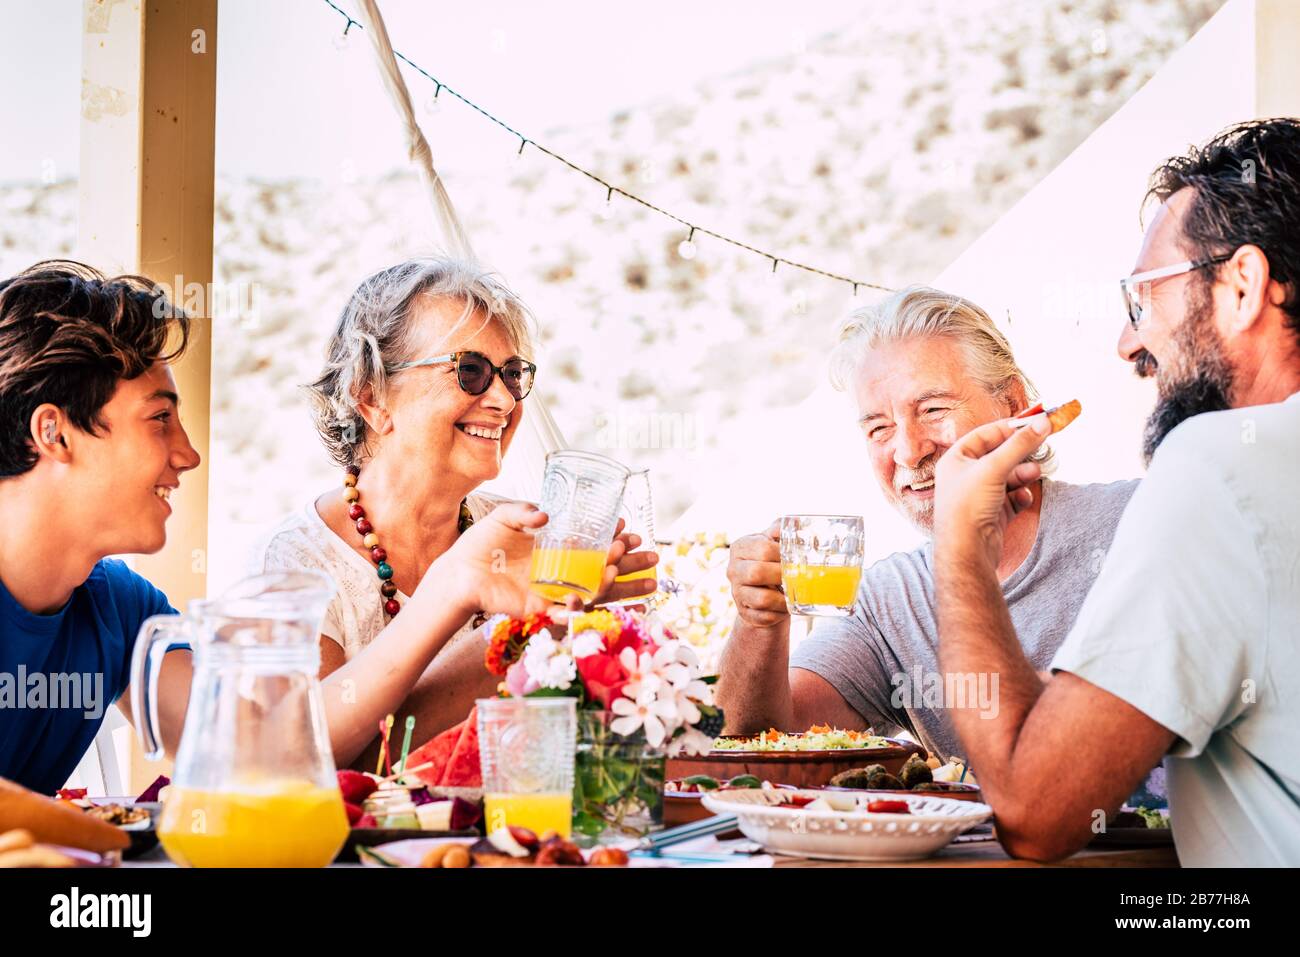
[1,775,138,866]
[701,786,992,862]
[53,774,170,860]
[360,826,630,868]
[821,754,984,803]
[667,725,926,790]
[1089,806,1172,847]
[336,769,481,862]
[664,774,764,826]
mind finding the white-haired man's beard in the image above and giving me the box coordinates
[1140,281,1235,466]
[893,460,937,535]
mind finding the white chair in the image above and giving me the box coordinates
[64,704,128,796]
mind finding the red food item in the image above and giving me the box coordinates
[438,709,481,788]
[135,774,170,804]
[405,719,466,787]
[344,801,364,826]
[1014,402,1044,419]
[356,813,378,829]
[403,706,483,789]
[336,769,378,805]
[507,825,539,851]
[779,795,817,809]
[56,788,88,802]
[866,800,911,814]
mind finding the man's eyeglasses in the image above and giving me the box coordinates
[1120,254,1232,330]
[389,351,537,400]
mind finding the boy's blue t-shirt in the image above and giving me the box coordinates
[0,559,174,794]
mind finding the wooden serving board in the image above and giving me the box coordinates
[667,736,926,789]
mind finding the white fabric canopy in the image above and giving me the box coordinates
[353,0,567,502]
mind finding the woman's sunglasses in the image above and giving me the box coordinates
[389,351,537,400]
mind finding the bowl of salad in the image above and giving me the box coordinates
[666,725,926,790]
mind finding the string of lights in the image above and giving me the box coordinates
[321,0,894,294]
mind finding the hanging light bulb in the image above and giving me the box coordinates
[332,21,353,53]
[425,86,442,115]
[677,228,698,261]
[594,188,615,222]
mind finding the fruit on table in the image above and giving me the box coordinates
[337,770,379,805]
[404,706,482,789]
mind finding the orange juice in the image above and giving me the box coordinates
[484,792,573,838]
[614,566,657,584]
[157,780,348,868]
[529,547,606,603]
[782,563,862,609]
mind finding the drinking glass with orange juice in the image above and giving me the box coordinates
[133,572,350,867]
[780,515,865,617]
[477,697,577,838]
[530,450,631,604]
[608,468,658,606]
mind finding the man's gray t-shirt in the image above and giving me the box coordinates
[790,478,1138,762]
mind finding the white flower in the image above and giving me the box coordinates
[610,688,677,747]
[617,646,663,702]
[668,680,710,726]
[522,634,576,690]
[666,726,715,757]
[570,629,605,659]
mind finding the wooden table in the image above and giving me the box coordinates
[775,840,1178,867]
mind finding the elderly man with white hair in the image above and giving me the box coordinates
[717,286,1137,765]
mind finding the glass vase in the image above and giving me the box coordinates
[572,710,666,846]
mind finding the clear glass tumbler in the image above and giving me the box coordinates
[477,697,577,838]
[529,450,631,603]
[780,514,865,617]
[607,468,658,607]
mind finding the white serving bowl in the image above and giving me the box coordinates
[701,788,992,862]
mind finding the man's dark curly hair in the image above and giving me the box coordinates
[1145,117,1300,347]
[0,260,189,478]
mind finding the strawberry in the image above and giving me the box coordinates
[337,769,378,805]
[344,801,365,825]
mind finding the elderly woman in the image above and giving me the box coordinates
[252,257,655,767]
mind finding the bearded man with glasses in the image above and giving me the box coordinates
[933,118,1300,865]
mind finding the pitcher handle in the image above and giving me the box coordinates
[130,615,191,761]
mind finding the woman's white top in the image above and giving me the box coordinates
[247,493,500,660]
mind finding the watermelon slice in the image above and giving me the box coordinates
[404,722,461,787]
[438,708,481,788]
[403,705,481,788]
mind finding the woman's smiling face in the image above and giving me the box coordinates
[378,295,527,490]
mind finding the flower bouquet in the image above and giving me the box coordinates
[483,607,723,845]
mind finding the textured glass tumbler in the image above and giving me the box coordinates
[529,450,631,604]
[779,514,864,617]
[477,697,577,838]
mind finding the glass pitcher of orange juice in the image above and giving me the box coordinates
[530,450,631,603]
[130,572,349,867]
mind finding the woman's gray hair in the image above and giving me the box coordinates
[829,285,1055,472]
[307,257,536,469]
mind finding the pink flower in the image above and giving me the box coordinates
[504,660,539,697]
